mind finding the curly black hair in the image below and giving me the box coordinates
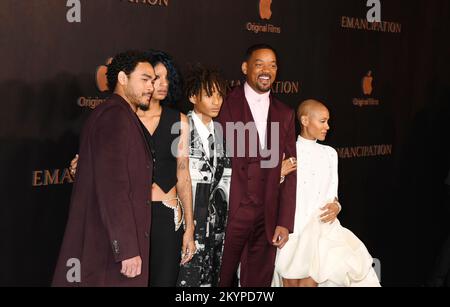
[148,50,182,106]
[106,50,152,92]
[184,63,228,101]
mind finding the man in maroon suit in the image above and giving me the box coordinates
[218,44,297,287]
[52,51,156,286]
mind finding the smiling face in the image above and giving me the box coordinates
[242,48,278,94]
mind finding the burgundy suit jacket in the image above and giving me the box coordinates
[52,94,152,287]
[217,86,297,243]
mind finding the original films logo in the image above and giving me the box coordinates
[246,0,281,34]
[77,58,110,109]
[353,70,380,107]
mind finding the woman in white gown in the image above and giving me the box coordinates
[272,99,380,287]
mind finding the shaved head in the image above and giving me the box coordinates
[297,99,328,119]
[297,99,330,141]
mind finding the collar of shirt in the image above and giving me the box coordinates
[244,82,271,149]
[244,82,271,107]
[298,135,318,146]
[192,110,215,158]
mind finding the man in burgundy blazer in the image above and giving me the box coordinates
[217,44,297,287]
[52,51,155,286]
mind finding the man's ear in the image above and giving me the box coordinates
[118,71,128,86]
[241,62,248,75]
[189,95,197,105]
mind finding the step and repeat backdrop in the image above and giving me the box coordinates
[1,0,449,286]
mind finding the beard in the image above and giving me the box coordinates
[255,74,273,92]
[256,84,271,92]
[132,97,150,111]
[126,89,151,111]
[254,82,272,93]
[138,102,150,111]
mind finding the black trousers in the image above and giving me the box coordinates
[149,202,183,287]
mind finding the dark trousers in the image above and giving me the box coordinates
[149,202,183,287]
[219,163,277,287]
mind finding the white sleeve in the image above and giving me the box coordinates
[326,147,339,202]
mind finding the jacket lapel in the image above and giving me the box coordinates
[188,112,215,174]
[229,86,247,125]
[115,94,152,160]
[266,95,282,150]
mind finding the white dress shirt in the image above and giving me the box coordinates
[244,82,270,149]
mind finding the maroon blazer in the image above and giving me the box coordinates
[217,86,297,243]
[52,94,152,287]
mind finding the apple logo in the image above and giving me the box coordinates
[259,0,272,20]
[96,57,112,92]
[362,70,374,96]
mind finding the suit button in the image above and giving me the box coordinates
[145,232,150,238]
[203,176,208,181]
[146,200,151,206]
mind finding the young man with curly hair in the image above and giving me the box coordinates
[53,50,158,287]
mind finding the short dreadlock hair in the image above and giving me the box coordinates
[106,50,152,92]
[185,64,228,101]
